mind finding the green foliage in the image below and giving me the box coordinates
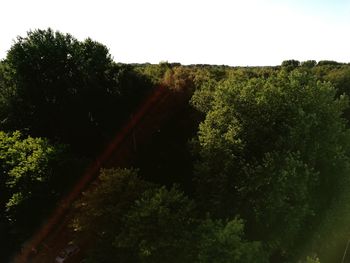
[301,60,317,68]
[317,60,341,66]
[134,63,169,84]
[73,167,150,233]
[196,218,267,263]
[162,66,195,91]
[299,255,321,263]
[321,66,350,95]
[114,186,197,263]
[72,168,153,262]
[0,131,65,223]
[281,59,300,70]
[0,130,76,260]
[193,69,350,259]
[74,175,266,263]
[2,28,153,155]
[3,31,350,262]
[0,61,15,124]
[190,77,218,114]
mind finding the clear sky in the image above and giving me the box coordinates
[1,0,349,66]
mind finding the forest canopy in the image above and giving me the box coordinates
[1,29,350,263]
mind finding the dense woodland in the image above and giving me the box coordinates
[2,29,350,262]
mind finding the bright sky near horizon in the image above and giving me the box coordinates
[1,0,350,66]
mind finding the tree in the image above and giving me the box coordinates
[73,174,265,263]
[281,59,300,70]
[0,61,15,124]
[114,186,198,263]
[317,60,341,66]
[0,131,67,224]
[0,131,73,261]
[301,60,317,68]
[72,168,153,262]
[196,218,267,263]
[134,62,169,84]
[163,66,195,91]
[192,69,350,260]
[3,28,153,155]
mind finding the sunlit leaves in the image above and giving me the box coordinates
[0,131,66,229]
[193,69,350,259]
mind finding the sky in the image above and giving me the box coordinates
[1,0,350,66]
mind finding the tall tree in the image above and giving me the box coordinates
[3,28,152,155]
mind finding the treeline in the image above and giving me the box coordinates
[2,28,350,263]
